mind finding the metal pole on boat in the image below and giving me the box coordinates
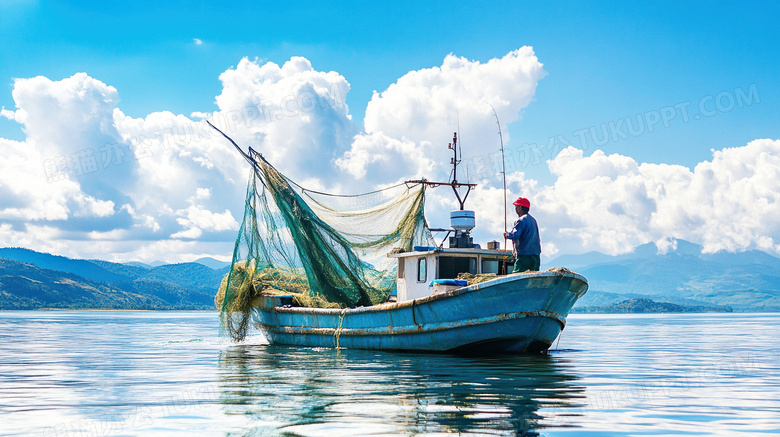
[490,105,508,251]
[448,132,470,210]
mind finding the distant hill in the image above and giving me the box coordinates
[0,247,227,294]
[120,257,230,273]
[0,258,214,310]
[124,261,152,269]
[140,263,228,292]
[3,242,780,312]
[193,257,231,270]
[0,247,227,310]
[548,240,780,312]
[0,248,131,283]
[573,297,733,314]
[88,259,152,280]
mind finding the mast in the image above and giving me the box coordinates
[449,132,472,210]
[406,132,476,209]
[406,132,478,248]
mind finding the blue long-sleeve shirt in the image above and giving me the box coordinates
[506,214,541,256]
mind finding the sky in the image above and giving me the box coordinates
[1,1,779,263]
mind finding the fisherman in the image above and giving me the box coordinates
[503,197,541,272]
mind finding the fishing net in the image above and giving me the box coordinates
[217,150,434,341]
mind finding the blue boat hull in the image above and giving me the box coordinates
[251,270,588,354]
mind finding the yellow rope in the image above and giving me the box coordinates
[334,308,348,349]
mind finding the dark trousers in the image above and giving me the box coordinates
[513,255,540,273]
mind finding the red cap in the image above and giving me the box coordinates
[513,197,531,208]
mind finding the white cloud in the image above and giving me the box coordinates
[647,138,780,254]
[193,38,203,46]
[10,73,121,158]
[71,193,115,218]
[102,239,203,263]
[537,148,657,255]
[195,188,211,200]
[0,72,249,261]
[335,132,435,181]
[467,139,780,258]
[364,47,544,142]
[339,47,546,186]
[1,108,16,120]
[170,227,203,240]
[175,204,238,234]
[1,52,778,264]
[0,137,114,222]
[208,56,355,183]
[141,215,161,232]
[655,237,678,255]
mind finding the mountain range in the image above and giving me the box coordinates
[547,240,780,312]
[1,240,779,312]
[0,248,228,310]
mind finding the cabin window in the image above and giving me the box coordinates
[417,257,427,282]
[398,258,405,278]
[438,257,477,279]
[481,259,500,274]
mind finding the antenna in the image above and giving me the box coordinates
[456,109,463,169]
[451,131,458,183]
[490,105,508,251]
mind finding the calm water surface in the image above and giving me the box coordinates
[0,311,778,436]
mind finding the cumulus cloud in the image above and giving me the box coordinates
[172,204,239,240]
[338,47,546,186]
[646,139,780,254]
[10,75,135,210]
[206,56,355,183]
[364,47,543,142]
[539,148,657,255]
[0,73,247,261]
[1,51,778,264]
[467,140,780,258]
[335,132,436,181]
[0,223,70,256]
[0,57,358,262]
[9,73,121,156]
[0,133,120,228]
[170,227,203,240]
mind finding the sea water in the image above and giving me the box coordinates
[0,311,778,436]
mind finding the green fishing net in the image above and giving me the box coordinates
[216,150,434,341]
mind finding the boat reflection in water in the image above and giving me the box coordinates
[218,345,585,436]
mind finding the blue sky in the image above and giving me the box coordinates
[3,1,776,166]
[1,1,779,262]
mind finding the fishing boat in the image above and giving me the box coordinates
[254,265,587,354]
[214,125,588,353]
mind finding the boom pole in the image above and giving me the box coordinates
[490,105,508,251]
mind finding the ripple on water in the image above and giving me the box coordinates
[0,311,778,436]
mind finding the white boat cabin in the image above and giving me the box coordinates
[388,247,514,302]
